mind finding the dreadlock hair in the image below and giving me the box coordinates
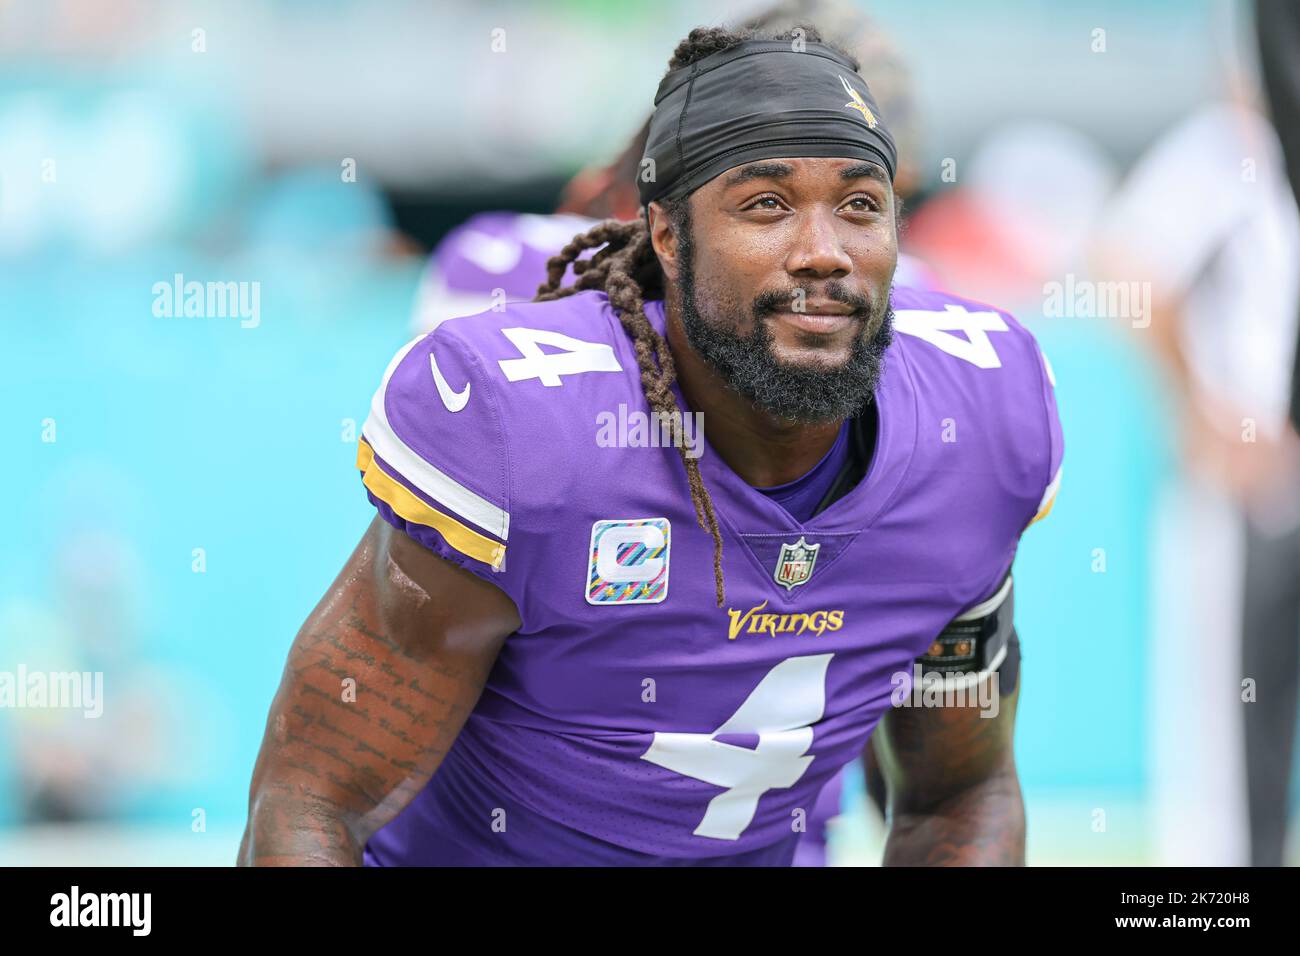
[534,24,838,609]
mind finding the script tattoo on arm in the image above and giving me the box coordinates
[238,518,518,866]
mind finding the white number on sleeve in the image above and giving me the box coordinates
[894,304,1009,368]
[497,327,622,386]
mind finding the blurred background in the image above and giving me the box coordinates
[2,0,1298,866]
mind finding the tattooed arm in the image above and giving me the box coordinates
[873,667,1024,866]
[238,517,520,866]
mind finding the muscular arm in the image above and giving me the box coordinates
[873,666,1024,866]
[237,517,520,866]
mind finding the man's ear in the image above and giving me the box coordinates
[647,201,679,285]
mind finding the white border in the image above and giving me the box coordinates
[584,517,671,606]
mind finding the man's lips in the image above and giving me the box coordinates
[766,310,857,334]
[795,300,855,315]
[761,300,863,334]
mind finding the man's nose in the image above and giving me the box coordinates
[784,209,853,279]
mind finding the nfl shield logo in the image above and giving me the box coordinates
[774,536,820,591]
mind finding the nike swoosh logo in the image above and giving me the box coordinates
[430,351,470,412]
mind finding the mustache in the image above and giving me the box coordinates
[751,281,875,319]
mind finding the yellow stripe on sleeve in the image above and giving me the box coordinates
[357,439,506,570]
[1026,465,1063,529]
[1027,489,1057,527]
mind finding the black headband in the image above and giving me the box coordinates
[637,39,897,207]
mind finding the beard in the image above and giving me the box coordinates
[672,215,895,425]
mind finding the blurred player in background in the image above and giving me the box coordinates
[1093,25,1300,864]
[1256,0,1300,435]
[409,0,932,865]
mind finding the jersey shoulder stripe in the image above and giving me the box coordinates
[359,330,513,574]
[356,438,506,569]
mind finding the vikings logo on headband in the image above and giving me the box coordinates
[637,39,897,207]
[839,75,878,128]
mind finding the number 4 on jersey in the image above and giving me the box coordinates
[641,654,833,841]
[497,327,622,386]
[894,304,1009,368]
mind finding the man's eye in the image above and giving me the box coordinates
[843,196,880,213]
[746,195,783,210]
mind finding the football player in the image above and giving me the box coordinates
[409,0,929,866]
[240,24,1062,866]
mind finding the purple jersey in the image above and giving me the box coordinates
[793,770,847,867]
[357,285,1062,865]
[410,211,946,859]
